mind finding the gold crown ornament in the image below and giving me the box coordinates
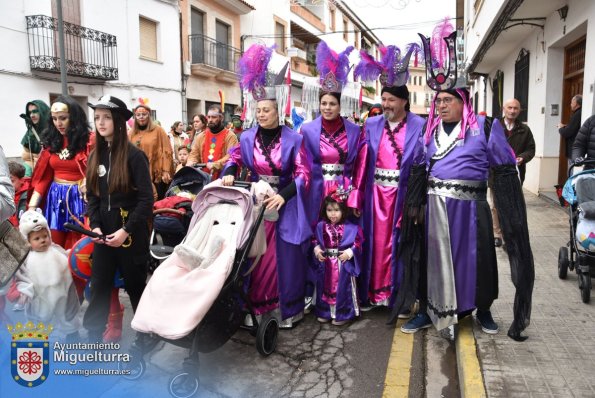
[50,102,69,113]
[7,321,54,341]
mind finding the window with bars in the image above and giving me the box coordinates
[139,16,158,61]
[514,49,529,122]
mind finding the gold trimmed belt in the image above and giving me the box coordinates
[322,163,344,181]
[374,168,400,187]
[54,178,84,185]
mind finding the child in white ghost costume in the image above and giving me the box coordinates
[15,210,81,337]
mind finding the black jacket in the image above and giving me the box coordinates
[87,143,154,235]
[559,107,582,158]
[572,115,595,162]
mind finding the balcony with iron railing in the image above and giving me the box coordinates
[26,15,118,81]
[189,34,241,83]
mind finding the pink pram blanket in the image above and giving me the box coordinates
[131,181,263,340]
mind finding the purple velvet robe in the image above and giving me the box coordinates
[424,116,516,329]
[226,125,311,319]
[349,113,426,306]
[313,220,363,322]
[301,116,364,227]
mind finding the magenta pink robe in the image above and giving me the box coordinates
[351,122,406,306]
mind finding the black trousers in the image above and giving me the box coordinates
[83,239,148,337]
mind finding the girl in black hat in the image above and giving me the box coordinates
[83,96,154,343]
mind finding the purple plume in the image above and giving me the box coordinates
[431,17,454,69]
[380,45,399,86]
[237,44,274,91]
[354,50,383,81]
[405,42,423,67]
[316,41,354,87]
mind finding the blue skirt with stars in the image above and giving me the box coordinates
[44,181,86,232]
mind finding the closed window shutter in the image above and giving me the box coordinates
[139,17,157,60]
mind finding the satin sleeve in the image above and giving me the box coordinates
[487,119,516,167]
[293,142,310,191]
[347,130,368,210]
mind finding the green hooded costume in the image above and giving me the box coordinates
[20,99,50,155]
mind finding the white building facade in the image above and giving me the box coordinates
[0,0,182,158]
[464,0,595,195]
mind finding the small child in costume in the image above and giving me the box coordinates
[313,190,363,325]
[175,145,190,173]
[14,210,81,338]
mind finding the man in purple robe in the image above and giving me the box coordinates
[396,88,535,341]
[349,84,425,310]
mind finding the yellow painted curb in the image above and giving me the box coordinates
[456,317,486,398]
[382,319,414,398]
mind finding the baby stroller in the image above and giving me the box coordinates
[126,180,276,398]
[149,165,211,271]
[558,159,595,303]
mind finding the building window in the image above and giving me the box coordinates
[343,18,348,41]
[413,92,417,104]
[139,16,158,60]
[355,30,360,50]
[514,49,530,122]
[329,7,336,31]
[275,21,285,54]
[190,8,204,64]
[215,20,230,70]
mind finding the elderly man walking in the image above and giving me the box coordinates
[491,99,535,247]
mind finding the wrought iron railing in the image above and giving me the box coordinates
[26,15,118,80]
[189,34,241,73]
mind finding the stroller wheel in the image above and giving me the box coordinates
[119,357,146,380]
[558,247,569,279]
[580,274,591,303]
[256,315,278,357]
[169,372,199,398]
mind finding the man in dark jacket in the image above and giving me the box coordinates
[559,95,582,167]
[491,98,536,248]
[501,99,536,184]
[572,114,595,166]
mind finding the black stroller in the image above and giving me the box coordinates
[558,159,595,303]
[149,165,211,271]
[122,181,278,398]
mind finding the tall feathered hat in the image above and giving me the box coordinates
[419,18,477,143]
[354,43,421,89]
[237,43,289,127]
[302,41,356,119]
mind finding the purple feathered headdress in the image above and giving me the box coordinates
[354,43,421,87]
[316,41,354,93]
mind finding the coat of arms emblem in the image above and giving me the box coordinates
[7,321,53,387]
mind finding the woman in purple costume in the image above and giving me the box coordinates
[222,44,311,328]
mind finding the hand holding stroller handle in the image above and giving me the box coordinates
[232,181,252,189]
[63,222,106,241]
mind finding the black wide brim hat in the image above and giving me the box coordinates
[88,96,133,120]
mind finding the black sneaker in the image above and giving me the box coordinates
[400,313,432,333]
[476,310,499,334]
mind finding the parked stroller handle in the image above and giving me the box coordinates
[569,158,595,177]
[192,163,207,168]
[64,222,106,241]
